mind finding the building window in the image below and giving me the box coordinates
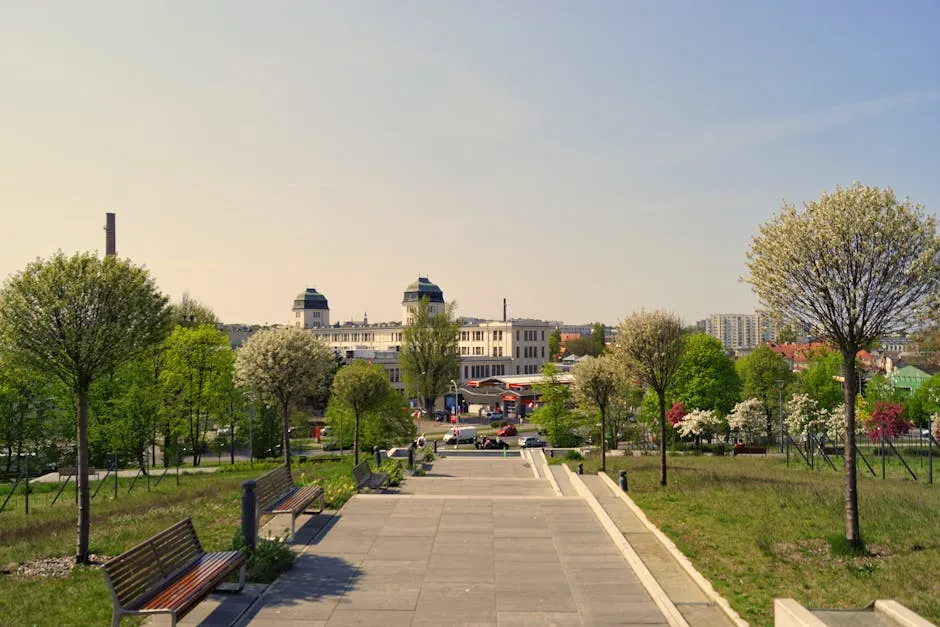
[541,346,545,358]
[464,366,469,379]
[516,331,519,341]
[541,330,545,341]
[515,347,519,358]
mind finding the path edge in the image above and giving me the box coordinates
[597,471,749,627]
[563,464,690,627]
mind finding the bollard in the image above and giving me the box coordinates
[374,447,381,469]
[619,470,628,492]
[408,447,415,470]
[242,480,257,552]
[577,463,583,475]
[433,440,438,454]
[550,449,554,458]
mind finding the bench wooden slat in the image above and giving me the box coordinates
[102,518,245,626]
[254,465,324,541]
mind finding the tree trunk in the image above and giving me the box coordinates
[658,389,668,487]
[281,402,292,472]
[76,385,91,564]
[600,408,607,472]
[842,351,861,547]
[353,409,360,467]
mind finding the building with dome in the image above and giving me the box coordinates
[291,288,330,329]
[290,277,552,404]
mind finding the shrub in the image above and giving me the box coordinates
[380,459,404,487]
[423,450,435,462]
[230,530,295,584]
[565,450,583,461]
[216,460,282,475]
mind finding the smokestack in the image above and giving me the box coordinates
[503,298,507,322]
[104,213,116,256]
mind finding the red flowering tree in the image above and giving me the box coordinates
[865,402,912,442]
[666,402,687,427]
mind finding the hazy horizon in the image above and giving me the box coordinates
[2,2,938,327]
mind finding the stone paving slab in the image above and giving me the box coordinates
[239,493,666,626]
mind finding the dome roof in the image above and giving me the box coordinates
[293,288,329,311]
[403,276,444,303]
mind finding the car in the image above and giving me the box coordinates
[442,426,478,444]
[433,410,449,422]
[496,424,517,437]
[486,411,505,420]
[518,436,546,448]
[321,439,340,451]
[476,436,510,450]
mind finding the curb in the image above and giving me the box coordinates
[563,465,690,627]
[597,472,748,627]
[533,449,564,497]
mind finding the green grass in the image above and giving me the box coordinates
[573,454,940,627]
[0,458,356,626]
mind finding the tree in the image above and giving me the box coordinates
[235,327,334,471]
[777,324,798,344]
[171,292,219,328]
[548,328,562,360]
[735,344,794,440]
[330,360,393,465]
[727,398,765,443]
[161,325,234,465]
[676,409,723,443]
[613,310,685,486]
[797,348,844,410]
[530,363,580,446]
[399,298,460,412]
[572,355,618,471]
[591,322,607,354]
[747,182,940,547]
[673,334,741,416]
[0,252,170,563]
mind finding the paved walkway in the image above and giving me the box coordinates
[161,452,740,626]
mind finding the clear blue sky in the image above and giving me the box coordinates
[2,1,938,326]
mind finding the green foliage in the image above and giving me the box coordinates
[379,458,404,486]
[229,531,295,584]
[329,361,414,456]
[572,355,618,469]
[548,327,562,359]
[736,344,794,438]
[530,363,584,446]
[160,325,235,466]
[798,348,844,410]
[398,298,460,411]
[565,449,583,461]
[673,334,741,416]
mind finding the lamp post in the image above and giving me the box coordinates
[776,380,784,453]
[248,393,255,467]
[451,379,459,418]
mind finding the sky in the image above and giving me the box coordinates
[1,1,938,327]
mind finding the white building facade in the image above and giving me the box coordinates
[291,277,552,392]
[704,312,780,350]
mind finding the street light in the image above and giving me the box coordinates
[776,380,785,453]
[451,380,459,418]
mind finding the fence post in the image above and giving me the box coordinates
[241,480,257,552]
[374,447,381,469]
[619,470,628,492]
[408,447,415,471]
[24,456,29,515]
[881,430,886,480]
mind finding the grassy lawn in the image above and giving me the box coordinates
[0,458,356,626]
[574,453,940,627]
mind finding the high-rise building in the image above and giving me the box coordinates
[704,312,781,350]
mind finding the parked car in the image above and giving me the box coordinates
[433,410,450,422]
[486,411,505,420]
[321,439,340,451]
[518,436,546,448]
[496,424,517,437]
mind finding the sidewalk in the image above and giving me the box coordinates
[162,452,743,626]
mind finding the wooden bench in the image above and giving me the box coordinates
[732,445,768,456]
[256,464,324,542]
[352,460,389,491]
[57,466,99,480]
[102,517,245,627]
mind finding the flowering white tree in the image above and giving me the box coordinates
[785,393,826,438]
[822,403,866,440]
[727,398,765,443]
[677,409,723,441]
